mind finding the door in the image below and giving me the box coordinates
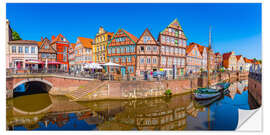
[180,68,184,76]
[121,67,126,78]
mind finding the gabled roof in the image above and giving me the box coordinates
[51,34,69,44]
[244,57,252,63]
[121,29,138,43]
[168,18,183,30]
[77,37,93,48]
[186,43,196,54]
[223,52,233,61]
[236,55,243,61]
[189,42,207,56]
[136,28,158,45]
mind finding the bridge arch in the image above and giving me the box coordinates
[13,78,53,90]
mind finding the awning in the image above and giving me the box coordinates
[25,60,44,64]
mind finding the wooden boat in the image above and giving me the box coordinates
[193,89,221,100]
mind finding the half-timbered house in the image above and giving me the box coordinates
[157,18,187,77]
[107,28,138,77]
[37,37,59,70]
[136,28,160,76]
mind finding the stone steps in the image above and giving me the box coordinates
[66,81,107,100]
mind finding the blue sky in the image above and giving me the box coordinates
[6,3,261,59]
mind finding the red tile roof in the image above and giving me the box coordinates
[189,42,207,56]
[51,34,69,44]
[222,52,233,68]
[215,52,221,56]
[78,37,93,48]
[186,43,196,54]
[236,55,242,61]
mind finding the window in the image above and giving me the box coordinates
[122,57,125,62]
[121,47,125,53]
[12,46,16,53]
[153,46,157,52]
[42,53,46,58]
[175,39,178,45]
[166,47,169,53]
[143,36,151,43]
[126,47,130,53]
[117,48,120,53]
[108,48,111,54]
[140,58,144,64]
[127,56,131,62]
[146,46,151,51]
[147,58,151,64]
[45,45,49,49]
[179,39,182,46]
[128,66,134,73]
[166,37,170,43]
[161,57,166,64]
[171,37,174,44]
[18,46,23,53]
[174,58,177,65]
[153,58,157,64]
[168,28,172,32]
[175,48,178,54]
[168,57,172,65]
[161,46,165,52]
[140,46,144,51]
[183,40,186,47]
[112,48,115,53]
[170,47,174,53]
[115,57,119,62]
[162,36,165,42]
[175,31,179,36]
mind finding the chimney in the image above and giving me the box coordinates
[52,35,55,41]
[41,37,43,41]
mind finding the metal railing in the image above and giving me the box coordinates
[6,68,248,82]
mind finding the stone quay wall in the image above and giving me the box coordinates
[7,72,249,101]
[248,72,262,106]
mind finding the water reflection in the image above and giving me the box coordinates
[7,80,258,130]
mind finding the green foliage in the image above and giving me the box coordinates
[164,89,172,96]
[12,29,22,40]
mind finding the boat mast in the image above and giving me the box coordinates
[207,26,212,88]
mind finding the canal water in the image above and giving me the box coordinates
[7,80,259,130]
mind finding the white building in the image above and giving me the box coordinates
[236,55,245,71]
[9,40,38,70]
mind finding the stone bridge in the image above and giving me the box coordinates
[6,74,95,98]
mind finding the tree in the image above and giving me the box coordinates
[12,29,22,40]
